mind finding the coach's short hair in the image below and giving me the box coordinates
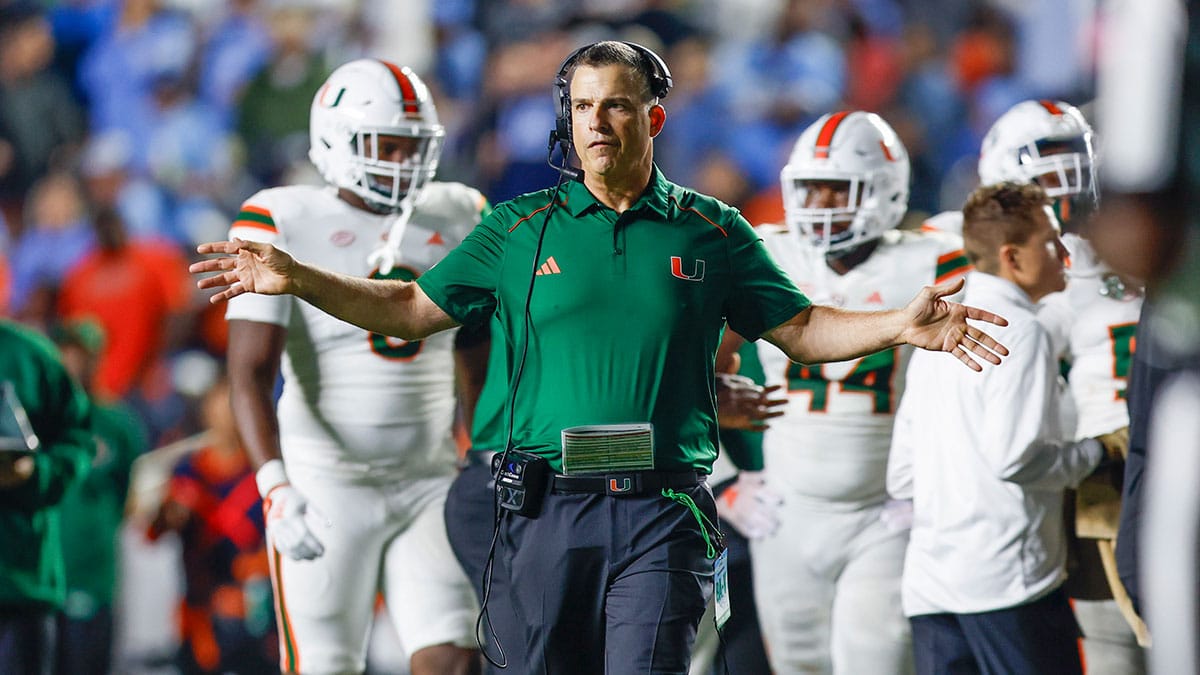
[962,181,1051,274]
[570,41,659,104]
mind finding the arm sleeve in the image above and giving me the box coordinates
[225,195,292,327]
[931,232,972,288]
[417,208,506,327]
[722,216,811,340]
[980,324,1103,489]
[719,338,768,471]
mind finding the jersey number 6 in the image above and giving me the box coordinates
[367,266,423,361]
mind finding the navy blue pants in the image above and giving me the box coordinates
[0,607,55,675]
[910,586,1083,675]
[444,460,525,674]
[502,482,717,674]
[55,609,113,675]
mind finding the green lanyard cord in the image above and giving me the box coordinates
[662,488,724,559]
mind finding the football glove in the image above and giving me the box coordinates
[1096,426,1130,462]
[716,471,784,540]
[257,459,325,561]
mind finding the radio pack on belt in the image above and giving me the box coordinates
[492,449,550,518]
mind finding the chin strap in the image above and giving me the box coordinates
[367,197,414,275]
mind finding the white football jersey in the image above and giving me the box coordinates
[225,183,488,480]
[756,227,971,506]
[919,210,963,236]
[1038,233,1141,439]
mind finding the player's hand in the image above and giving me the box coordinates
[1096,426,1130,462]
[899,278,1009,371]
[716,471,783,540]
[190,238,297,304]
[0,451,34,489]
[263,484,326,560]
[716,373,786,431]
[879,498,914,532]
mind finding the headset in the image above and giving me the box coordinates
[547,41,674,181]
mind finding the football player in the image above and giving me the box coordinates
[717,111,969,674]
[224,59,487,675]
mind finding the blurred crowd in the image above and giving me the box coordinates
[0,0,1100,444]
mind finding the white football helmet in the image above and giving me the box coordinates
[781,111,910,253]
[309,59,444,212]
[978,99,1097,223]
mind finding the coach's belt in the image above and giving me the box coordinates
[551,470,705,496]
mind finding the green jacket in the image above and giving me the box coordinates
[0,321,94,610]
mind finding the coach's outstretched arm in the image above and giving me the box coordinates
[763,278,1010,371]
[190,238,459,340]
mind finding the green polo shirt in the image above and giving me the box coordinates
[419,168,810,473]
[467,316,509,453]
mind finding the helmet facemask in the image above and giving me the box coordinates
[784,174,865,252]
[1017,137,1098,227]
[348,128,444,213]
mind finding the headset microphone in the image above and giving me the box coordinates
[547,130,583,182]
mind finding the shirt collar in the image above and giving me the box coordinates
[559,165,671,219]
[966,271,1036,311]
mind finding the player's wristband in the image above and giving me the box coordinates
[255,459,289,498]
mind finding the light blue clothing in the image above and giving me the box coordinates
[77,8,196,148]
[113,178,173,244]
[199,11,271,128]
[713,33,846,187]
[715,33,846,124]
[655,84,735,190]
[146,98,232,189]
[9,222,95,314]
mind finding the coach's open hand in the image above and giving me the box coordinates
[190,238,298,303]
[899,278,1008,371]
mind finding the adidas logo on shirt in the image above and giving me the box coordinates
[536,256,562,276]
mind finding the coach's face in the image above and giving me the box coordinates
[569,64,665,180]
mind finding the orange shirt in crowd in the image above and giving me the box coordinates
[58,240,191,399]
